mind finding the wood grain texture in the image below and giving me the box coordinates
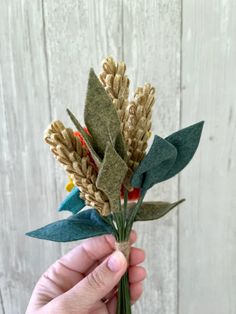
[123,1,181,313]
[42,0,124,256]
[179,1,236,313]
[0,1,181,313]
[1,1,235,314]
[0,1,61,313]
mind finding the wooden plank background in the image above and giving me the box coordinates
[0,1,235,313]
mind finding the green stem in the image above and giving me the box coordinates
[125,193,146,238]
[114,190,146,314]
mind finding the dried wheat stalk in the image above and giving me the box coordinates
[44,120,110,216]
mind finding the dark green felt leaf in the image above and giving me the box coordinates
[131,121,204,192]
[84,68,127,159]
[26,209,113,242]
[162,121,204,180]
[134,199,185,221]
[66,108,101,166]
[57,187,85,214]
[131,135,177,190]
[96,142,128,212]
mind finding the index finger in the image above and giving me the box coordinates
[60,230,137,275]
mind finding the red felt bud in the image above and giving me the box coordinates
[120,186,141,201]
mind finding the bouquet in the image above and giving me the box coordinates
[27,57,204,313]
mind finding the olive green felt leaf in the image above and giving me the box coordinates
[133,199,185,221]
[26,209,113,242]
[131,135,177,190]
[96,142,128,212]
[115,133,128,162]
[66,108,101,166]
[84,68,127,159]
[162,121,204,180]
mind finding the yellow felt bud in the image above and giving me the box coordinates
[65,177,75,192]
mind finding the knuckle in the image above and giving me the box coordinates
[86,268,106,290]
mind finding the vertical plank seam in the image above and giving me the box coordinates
[121,0,124,60]
[177,0,184,313]
[0,289,5,314]
[41,0,60,241]
[41,0,52,122]
[41,0,59,199]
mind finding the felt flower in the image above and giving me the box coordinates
[120,186,141,201]
[74,128,90,146]
[73,127,141,201]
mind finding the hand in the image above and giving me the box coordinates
[26,230,146,313]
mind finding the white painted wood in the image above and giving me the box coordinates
[0,1,182,313]
[180,1,236,313]
[42,0,124,257]
[2,1,235,314]
[123,1,181,313]
[0,1,61,313]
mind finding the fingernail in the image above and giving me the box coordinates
[107,251,126,272]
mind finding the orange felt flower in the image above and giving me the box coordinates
[74,128,91,147]
[74,128,97,169]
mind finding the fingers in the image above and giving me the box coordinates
[129,247,145,266]
[130,229,137,244]
[128,266,147,284]
[58,234,115,276]
[58,230,137,276]
[106,277,145,312]
[64,251,127,310]
[130,282,143,304]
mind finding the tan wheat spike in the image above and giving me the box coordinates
[44,120,110,216]
[99,56,130,124]
[99,57,156,178]
[124,83,156,170]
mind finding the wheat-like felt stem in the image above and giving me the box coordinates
[44,120,110,216]
[99,56,130,133]
[100,57,156,173]
[99,56,129,108]
[124,83,156,170]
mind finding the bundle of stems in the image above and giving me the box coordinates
[104,189,145,314]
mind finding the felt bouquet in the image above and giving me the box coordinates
[27,57,204,313]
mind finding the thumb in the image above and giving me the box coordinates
[64,250,127,310]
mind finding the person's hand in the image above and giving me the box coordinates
[26,230,146,313]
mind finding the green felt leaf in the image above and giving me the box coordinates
[84,68,127,159]
[96,142,128,212]
[131,121,204,192]
[115,133,128,162]
[131,135,177,190]
[162,121,204,180]
[133,199,185,221]
[26,209,113,242]
[66,108,101,166]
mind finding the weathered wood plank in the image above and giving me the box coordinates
[0,1,183,313]
[42,0,124,256]
[123,1,181,313]
[180,1,236,313]
[0,1,61,313]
